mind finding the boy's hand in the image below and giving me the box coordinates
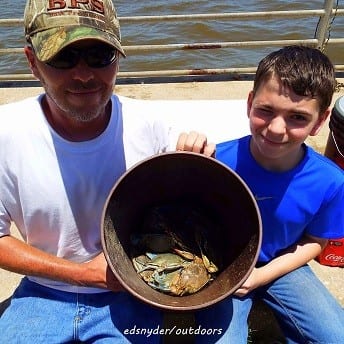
[234,268,263,297]
[176,131,216,157]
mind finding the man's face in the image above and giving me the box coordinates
[26,40,119,122]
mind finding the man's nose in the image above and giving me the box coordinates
[71,60,94,82]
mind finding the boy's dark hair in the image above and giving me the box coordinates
[253,45,336,114]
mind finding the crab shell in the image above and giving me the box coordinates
[169,258,211,296]
[145,256,212,296]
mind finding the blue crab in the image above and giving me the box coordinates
[130,204,219,296]
[132,250,214,296]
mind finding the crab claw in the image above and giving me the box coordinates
[194,229,218,273]
[173,247,195,260]
[200,253,218,273]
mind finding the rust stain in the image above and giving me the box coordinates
[182,44,223,50]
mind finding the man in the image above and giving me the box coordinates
[0,1,217,343]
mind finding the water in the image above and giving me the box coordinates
[1,0,344,76]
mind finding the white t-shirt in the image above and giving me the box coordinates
[0,94,169,293]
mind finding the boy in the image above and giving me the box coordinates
[216,45,344,343]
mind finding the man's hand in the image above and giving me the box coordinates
[82,253,125,292]
[176,131,216,157]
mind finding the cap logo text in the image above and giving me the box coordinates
[48,0,104,13]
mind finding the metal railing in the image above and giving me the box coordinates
[0,0,343,83]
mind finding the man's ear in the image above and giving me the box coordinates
[24,45,40,80]
[309,107,331,136]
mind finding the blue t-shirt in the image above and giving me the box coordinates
[216,135,344,262]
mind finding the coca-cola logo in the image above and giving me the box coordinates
[325,253,344,263]
[329,240,343,246]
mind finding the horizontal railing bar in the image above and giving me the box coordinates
[0,39,321,55]
[0,74,35,81]
[120,9,344,22]
[0,18,23,26]
[1,9,343,27]
[120,68,258,77]
[119,10,328,22]
[124,39,320,52]
[120,66,344,76]
[5,36,344,56]
[0,69,255,81]
[324,38,344,44]
[2,63,344,81]
[0,48,23,55]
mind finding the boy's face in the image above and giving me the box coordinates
[247,76,329,171]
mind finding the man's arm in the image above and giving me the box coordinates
[0,235,123,292]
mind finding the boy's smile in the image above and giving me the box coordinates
[247,76,329,171]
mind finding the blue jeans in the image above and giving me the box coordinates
[1,265,343,343]
[198,265,344,344]
[0,278,163,343]
[0,278,231,343]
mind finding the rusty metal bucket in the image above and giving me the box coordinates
[101,152,262,311]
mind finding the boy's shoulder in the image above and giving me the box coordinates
[216,135,249,150]
[307,145,344,175]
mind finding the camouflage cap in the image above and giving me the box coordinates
[24,0,125,62]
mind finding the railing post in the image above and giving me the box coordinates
[315,0,335,50]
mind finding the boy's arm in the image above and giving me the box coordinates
[234,234,327,297]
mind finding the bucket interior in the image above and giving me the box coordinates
[101,152,262,311]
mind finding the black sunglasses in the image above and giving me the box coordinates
[46,45,118,69]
